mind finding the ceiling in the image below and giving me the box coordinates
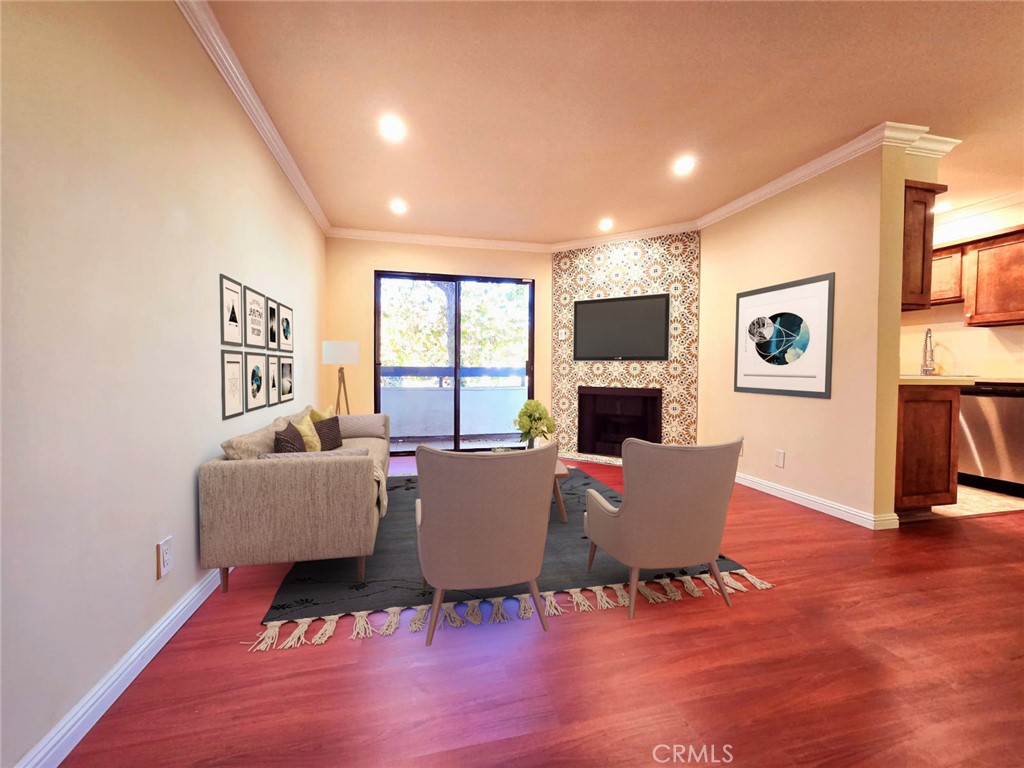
[207,1,1024,246]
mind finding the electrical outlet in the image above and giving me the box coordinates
[775,450,786,468]
[156,536,173,580]
[558,328,568,341]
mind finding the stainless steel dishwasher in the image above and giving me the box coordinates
[959,382,1024,490]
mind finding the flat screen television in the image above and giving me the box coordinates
[573,293,670,361]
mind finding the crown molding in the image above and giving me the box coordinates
[906,134,962,158]
[175,0,330,233]
[327,227,552,253]
[936,190,1024,225]
[549,219,700,254]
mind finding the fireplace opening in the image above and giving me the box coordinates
[577,386,662,457]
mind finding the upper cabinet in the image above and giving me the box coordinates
[963,229,1024,326]
[930,244,964,305]
[902,180,948,311]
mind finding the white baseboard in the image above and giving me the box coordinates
[735,472,900,531]
[16,570,223,768]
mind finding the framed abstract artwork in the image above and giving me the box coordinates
[220,275,243,347]
[279,356,294,402]
[245,352,268,412]
[734,272,834,399]
[243,286,267,348]
[278,303,293,353]
[267,355,280,406]
[221,350,244,419]
[266,297,279,351]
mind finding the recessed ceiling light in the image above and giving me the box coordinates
[390,198,408,215]
[598,218,614,232]
[933,201,952,214]
[672,155,696,176]
[379,114,406,143]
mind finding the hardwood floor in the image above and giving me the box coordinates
[62,461,1024,767]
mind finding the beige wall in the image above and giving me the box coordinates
[1,4,325,765]
[900,303,1024,377]
[322,238,553,417]
[698,151,888,520]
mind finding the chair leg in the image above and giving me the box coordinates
[587,542,597,571]
[356,556,365,582]
[628,566,640,619]
[219,568,229,593]
[426,588,445,647]
[708,560,733,608]
[527,579,549,632]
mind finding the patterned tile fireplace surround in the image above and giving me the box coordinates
[551,232,700,460]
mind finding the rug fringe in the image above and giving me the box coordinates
[568,587,594,612]
[378,607,403,637]
[679,576,704,598]
[611,583,630,606]
[310,614,342,645]
[441,602,465,629]
[408,604,430,633]
[488,597,512,623]
[637,582,668,604]
[697,573,733,595]
[278,617,313,650]
[592,586,616,610]
[656,578,683,601]
[542,591,565,617]
[349,610,374,640]
[735,568,774,589]
[516,594,534,619]
[248,620,285,652]
[465,599,483,625]
[721,571,749,593]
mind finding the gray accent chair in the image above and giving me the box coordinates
[415,441,559,646]
[585,436,743,618]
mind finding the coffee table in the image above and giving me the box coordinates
[553,460,569,523]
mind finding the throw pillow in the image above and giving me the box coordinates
[274,422,306,453]
[258,447,370,460]
[310,406,336,423]
[293,414,322,452]
[337,413,388,440]
[221,416,289,460]
[314,416,343,451]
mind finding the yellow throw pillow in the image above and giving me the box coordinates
[310,406,336,424]
[293,414,322,452]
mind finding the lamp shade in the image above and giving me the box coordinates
[322,341,359,366]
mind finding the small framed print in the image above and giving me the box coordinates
[221,350,244,419]
[244,286,267,348]
[278,303,293,353]
[220,275,243,347]
[279,356,294,402]
[267,355,280,406]
[266,298,279,351]
[245,352,268,412]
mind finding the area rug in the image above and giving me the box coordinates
[249,469,773,651]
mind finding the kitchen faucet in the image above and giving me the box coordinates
[921,328,935,375]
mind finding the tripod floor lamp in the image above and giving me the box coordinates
[322,341,359,415]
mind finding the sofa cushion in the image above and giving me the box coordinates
[337,414,387,440]
[314,416,343,451]
[274,422,306,454]
[293,414,321,452]
[310,406,336,423]
[258,446,370,460]
[221,416,289,460]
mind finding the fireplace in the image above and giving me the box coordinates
[577,386,662,457]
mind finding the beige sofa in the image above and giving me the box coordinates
[199,407,390,591]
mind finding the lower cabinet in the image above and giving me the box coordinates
[895,385,959,510]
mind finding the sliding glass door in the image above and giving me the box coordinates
[375,271,534,454]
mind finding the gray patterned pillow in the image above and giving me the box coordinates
[337,414,387,439]
[314,417,343,451]
[258,447,370,460]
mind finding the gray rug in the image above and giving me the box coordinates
[253,469,772,648]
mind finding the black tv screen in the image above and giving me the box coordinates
[573,294,670,361]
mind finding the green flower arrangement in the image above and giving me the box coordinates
[515,399,556,448]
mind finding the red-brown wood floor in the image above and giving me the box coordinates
[62,461,1024,767]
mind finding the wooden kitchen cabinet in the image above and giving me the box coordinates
[963,228,1024,326]
[895,385,959,510]
[902,180,947,311]
[930,244,963,304]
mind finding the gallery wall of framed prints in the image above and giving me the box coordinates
[219,274,295,419]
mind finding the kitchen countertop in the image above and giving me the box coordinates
[899,376,977,386]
